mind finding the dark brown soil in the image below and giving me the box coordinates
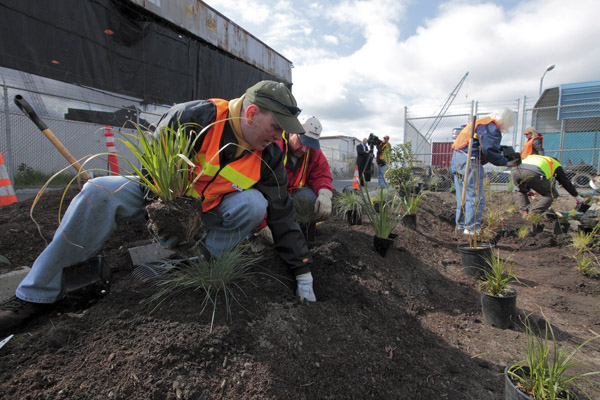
[146,196,204,247]
[1,187,600,399]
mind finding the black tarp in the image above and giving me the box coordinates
[0,0,281,105]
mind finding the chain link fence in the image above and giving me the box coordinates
[0,74,169,185]
[522,98,600,190]
[0,70,358,187]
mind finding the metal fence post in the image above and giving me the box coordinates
[1,77,14,183]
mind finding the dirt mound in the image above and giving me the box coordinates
[1,188,599,399]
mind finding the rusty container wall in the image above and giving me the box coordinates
[432,142,453,167]
[128,0,292,84]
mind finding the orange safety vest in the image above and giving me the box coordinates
[520,136,544,159]
[451,117,499,150]
[189,98,262,211]
[377,141,390,162]
[281,133,310,192]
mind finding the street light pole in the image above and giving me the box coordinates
[539,64,556,96]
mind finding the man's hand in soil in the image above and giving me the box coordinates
[296,272,317,303]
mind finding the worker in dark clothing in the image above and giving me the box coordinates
[511,154,584,215]
[356,138,371,185]
[0,80,317,333]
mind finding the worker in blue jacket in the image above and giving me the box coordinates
[451,108,519,235]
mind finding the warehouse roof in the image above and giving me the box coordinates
[538,80,600,120]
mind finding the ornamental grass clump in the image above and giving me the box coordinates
[149,244,264,332]
[398,182,427,215]
[574,254,596,276]
[118,123,202,202]
[480,251,517,296]
[517,226,530,238]
[117,123,209,246]
[507,314,600,399]
[333,190,363,219]
[358,185,404,239]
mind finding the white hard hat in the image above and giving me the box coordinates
[298,115,322,150]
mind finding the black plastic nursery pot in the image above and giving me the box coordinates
[373,233,398,257]
[346,210,362,225]
[457,242,494,278]
[553,220,570,236]
[504,366,532,400]
[530,222,544,234]
[480,288,517,330]
[402,214,417,230]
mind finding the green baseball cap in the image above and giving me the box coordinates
[245,80,305,134]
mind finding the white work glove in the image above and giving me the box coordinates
[296,272,316,303]
[314,188,333,219]
[575,195,585,204]
[257,226,274,245]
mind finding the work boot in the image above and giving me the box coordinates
[0,296,51,333]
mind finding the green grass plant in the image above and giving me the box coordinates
[117,123,204,202]
[574,254,596,276]
[480,251,517,296]
[333,190,363,219]
[571,231,596,255]
[0,255,9,264]
[517,226,530,238]
[149,244,264,332]
[358,185,403,239]
[507,314,600,399]
[398,182,427,215]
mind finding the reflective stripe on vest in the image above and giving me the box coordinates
[451,117,499,150]
[521,136,543,159]
[190,98,262,211]
[288,151,310,192]
[522,154,560,179]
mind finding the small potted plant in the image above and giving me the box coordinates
[398,181,427,230]
[553,211,572,236]
[528,213,544,234]
[505,314,600,399]
[333,189,363,225]
[358,185,403,257]
[479,251,518,329]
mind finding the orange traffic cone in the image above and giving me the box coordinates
[0,152,17,206]
[352,166,361,191]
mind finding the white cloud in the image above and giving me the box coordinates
[203,0,600,143]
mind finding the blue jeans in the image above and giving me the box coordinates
[16,176,268,303]
[377,164,387,186]
[451,150,485,231]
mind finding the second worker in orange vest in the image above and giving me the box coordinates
[450,108,519,235]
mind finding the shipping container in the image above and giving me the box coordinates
[432,142,453,167]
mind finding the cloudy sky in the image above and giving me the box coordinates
[203,0,600,143]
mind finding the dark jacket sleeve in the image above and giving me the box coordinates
[357,144,367,157]
[256,143,312,276]
[532,137,545,156]
[554,166,579,197]
[478,122,508,166]
[155,100,215,135]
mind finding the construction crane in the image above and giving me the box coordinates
[423,71,469,143]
